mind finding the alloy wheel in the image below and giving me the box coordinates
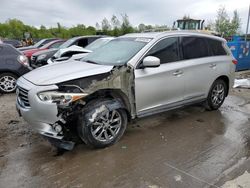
[90,109,122,142]
[0,75,17,93]
[211,83,225,106]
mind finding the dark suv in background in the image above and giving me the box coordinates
[30,35,105,68]
[0,44,30,93]
[3,39,23,48]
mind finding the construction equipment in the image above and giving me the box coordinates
[173,18,205,30]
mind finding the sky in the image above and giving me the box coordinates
[0,0,249,32]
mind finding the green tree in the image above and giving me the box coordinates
[215,6,241,37]
[101,17,111,33]
[110,15,121,36]
[230,10,241,34]
[138,23,146,32]
[121,14,134,34]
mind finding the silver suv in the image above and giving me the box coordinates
[16,31,236,150]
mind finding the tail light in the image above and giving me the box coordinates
[232,59,238,65]
[17,55,29,66]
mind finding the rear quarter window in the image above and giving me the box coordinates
[206,38,227,56]
[181,37,210,59]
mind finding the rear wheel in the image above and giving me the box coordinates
[0,73,18,93]
[205,79,227,110]
[78,100,128,148]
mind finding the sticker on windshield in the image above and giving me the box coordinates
[135,38,151,43]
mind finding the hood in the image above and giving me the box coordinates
[23,60,114,86]
[32,48,58,57]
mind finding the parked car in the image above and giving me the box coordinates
[0,44,30,93]
[16,31,236,150]
[18,38,59,51]
[3,39,23,48]
[22,39,65,61]
[30,36,106,68]
[47,37,114,64]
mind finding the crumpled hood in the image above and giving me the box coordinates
[55,45,92,58]
[23,60,114,86]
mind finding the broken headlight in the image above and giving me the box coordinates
[38,91,88,105]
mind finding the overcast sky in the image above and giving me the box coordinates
[0,0,249,32]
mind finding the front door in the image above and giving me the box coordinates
[134,37,186,116]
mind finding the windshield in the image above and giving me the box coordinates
[85,38,113,51]
[34,39,46,47]
[59,38,76,49]
[82,37,151,65]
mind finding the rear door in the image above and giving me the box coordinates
[179,36,227,102]
[135,37,186,116]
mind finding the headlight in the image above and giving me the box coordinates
[37,54,47,61]
[38,91,88,105]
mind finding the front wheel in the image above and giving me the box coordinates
[0,73,18,94]
[78,101,128,148]
[205,79,227,111]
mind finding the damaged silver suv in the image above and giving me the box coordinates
[16,31,235,150]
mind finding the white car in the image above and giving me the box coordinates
[47,37,114,64]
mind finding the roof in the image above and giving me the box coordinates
[72,35,109,40]
[122,30,226,42]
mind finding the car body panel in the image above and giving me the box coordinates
[135,61,185,114]
[23,40,65,58]
[18,38,59,51]
[23,60,114,85]
[0,44,30,76]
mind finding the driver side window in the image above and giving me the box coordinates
[147,37,180,64]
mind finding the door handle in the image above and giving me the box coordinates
[173,70,183,76]
[209,63,216,68]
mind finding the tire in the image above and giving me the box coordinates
[205,79,227,111]
[0,73,18,94]
[77,99,128,148]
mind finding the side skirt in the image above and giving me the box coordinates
[137,98,206,118]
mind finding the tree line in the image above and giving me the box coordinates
[0,7,241,41]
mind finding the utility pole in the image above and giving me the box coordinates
[245,4,250,41]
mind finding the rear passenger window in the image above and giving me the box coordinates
[206,39,227,56]
[181,37,209,59]
[147,37,180,64]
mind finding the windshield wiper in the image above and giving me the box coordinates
[85,60,99,64]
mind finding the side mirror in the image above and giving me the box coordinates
[142,56,160,68]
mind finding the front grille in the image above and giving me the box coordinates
[17,86,30,107]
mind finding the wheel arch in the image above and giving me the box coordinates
[0,70,20,77]
[215,75,230,96]
[83,89,132,120]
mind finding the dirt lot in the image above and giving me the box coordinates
[0,72,250,188]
